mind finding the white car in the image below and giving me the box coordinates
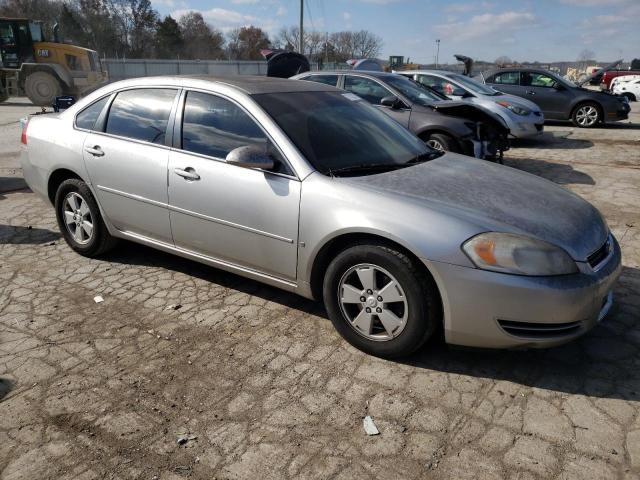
[611,76,640,101]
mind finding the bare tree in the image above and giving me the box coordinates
[577,48,596,71]
[226,26,270,60]
[494,55,512,67]
[351,30,382,59]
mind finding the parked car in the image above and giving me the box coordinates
[20,76,621,357]
[484,68,631,127]
[396,70,544,138]
[292,70,509,160]
[600,69,640,90]
[611,76,640,101]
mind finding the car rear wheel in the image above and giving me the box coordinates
[24,71,62,107]
[572,102,601,128]
[55,178,117,257]
[424,132,460,153]
[323,243,439,358]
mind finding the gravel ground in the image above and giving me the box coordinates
[1,98,639,480]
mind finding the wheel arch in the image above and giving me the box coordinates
[308,232,443,317]
[47,168,84,204]
[415,128,461,150]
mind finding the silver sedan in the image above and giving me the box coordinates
[20,76,620,358]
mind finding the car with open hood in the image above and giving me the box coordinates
[292,70,510,160]
[20,75,621,358]
[484,67,630,127]
[396,70,544,139]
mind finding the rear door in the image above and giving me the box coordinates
[486,70,522,96]
[343,75,411,127]
[82,88,178,243]
[167,90,300,280]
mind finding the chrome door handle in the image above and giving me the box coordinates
[85,146,104,157]
[174,167,200,181]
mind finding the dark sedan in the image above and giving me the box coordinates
[484,68,630,128]
[292,71,509,160]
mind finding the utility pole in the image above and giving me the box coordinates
[435,39,440,68]
[299,0,304,54]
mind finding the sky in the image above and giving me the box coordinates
[152,0,640,63]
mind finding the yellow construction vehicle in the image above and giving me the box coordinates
[0,18,107,105]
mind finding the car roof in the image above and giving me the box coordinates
[301,70,401,80]
[103,75,338,95]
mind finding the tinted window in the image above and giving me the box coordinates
[521,72,557,88]
[344,76,391,105]
[384,75,445,104]
[490,71,520,85]
[75,96,109,130]
[303,75,339,86]
[254,91,431,176]
[182,91,267,160]
[106,89,177,144]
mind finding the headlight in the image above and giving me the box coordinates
[462,232,578,276]
[497,101,530,116]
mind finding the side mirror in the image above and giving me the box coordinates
[381,95,403,109]
[226,145,275,170]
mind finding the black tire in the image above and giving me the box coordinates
[24,71,62,106]
[424,132,460,154]
[622,92,636,102]
[571,102,601,128]
[54,178,117,257]
[323,243,440,358]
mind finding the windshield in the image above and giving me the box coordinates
[254,91,432,176]
[448,73,498,95]
[383,75,446,105]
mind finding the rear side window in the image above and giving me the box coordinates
[105,89,177,144]
[303,75,339,87]
[75,96,109,130]
[489,71,520,85]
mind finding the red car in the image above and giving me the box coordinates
[600,70,640,90]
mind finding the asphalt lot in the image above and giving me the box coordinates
[1,97,639,480]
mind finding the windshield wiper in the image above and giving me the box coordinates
[327,163,406,177]
[406,150,444,164]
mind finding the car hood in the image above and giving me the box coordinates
[341,155,607,261]
[418,101,510,132]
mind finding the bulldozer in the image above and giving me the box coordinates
[0,17,107,106]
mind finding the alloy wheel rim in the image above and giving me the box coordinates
[338,263,408,342]
[427,139,445,151]
[63,192,94,245]
[576,106,598,126]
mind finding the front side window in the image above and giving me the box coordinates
[490,71,520,85]
[303,75,339,86]
[75,96,109,130]
[384,75,445,104]
[182,91,267,160]
[522,72,557,88]
[344,76,391,105]
[105,89,177,144]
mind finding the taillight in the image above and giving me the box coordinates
[20,118,28,145]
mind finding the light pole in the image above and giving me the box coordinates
[299,0,304,54]
[435,39,440,68]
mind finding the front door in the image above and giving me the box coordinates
[520,72,574,119]
[167,91,300,280]
[83,88,178,243]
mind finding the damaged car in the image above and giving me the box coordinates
[293,70,510,161]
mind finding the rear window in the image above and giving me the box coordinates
[105,89,177,144]
[302,75,339,87]
[75,96,109,130]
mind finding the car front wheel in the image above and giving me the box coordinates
[424,132,460,153]
[323,243,440,358]
[572,102,601,128]
[54,178,117,257]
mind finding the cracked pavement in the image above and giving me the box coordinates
[1,99,639,479]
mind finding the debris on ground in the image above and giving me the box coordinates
[93,295,104,303]
[177,434,197,446]
[164,304,183,311]
[363,416,379,435]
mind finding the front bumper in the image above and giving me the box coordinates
[605,100,631,122]
[424,234,622,349]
